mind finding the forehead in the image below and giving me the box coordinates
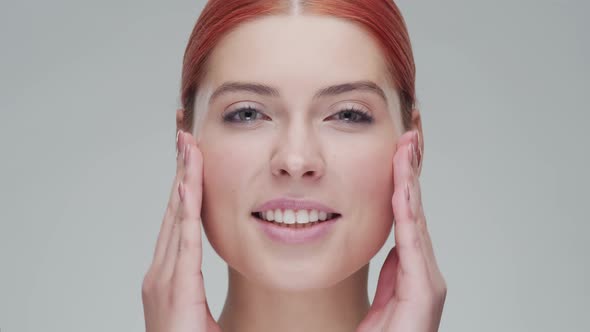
[204,15,390,93]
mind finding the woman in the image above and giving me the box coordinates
[142,1,447,331]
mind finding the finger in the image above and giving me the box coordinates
[161,135,194,280]
[372,247,399,310]
[152,130,186,267]
[410,177,439,279]
[180,132,203,214]
[174,142,205,286]
[391,131,429,281]
[415,205,446,291]
[161,201,182,282]
[405,133,443,285]
[173,144,207,308]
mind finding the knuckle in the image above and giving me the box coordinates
[141,271,157,297]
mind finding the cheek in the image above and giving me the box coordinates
[199,140,260,261]
[335,140,394,210]
[331,138,395,265]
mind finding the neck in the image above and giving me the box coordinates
[217,264,371,332]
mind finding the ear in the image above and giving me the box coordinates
[410,108,424,176]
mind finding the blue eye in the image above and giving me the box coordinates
[328,107,374,124]
[223,105,373,124]
[223,106,268,123]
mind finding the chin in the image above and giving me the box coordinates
[203,210,392,292]
[243,263,350,292]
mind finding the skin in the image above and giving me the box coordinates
[142,15,446,332]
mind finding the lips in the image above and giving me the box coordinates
[251,209,341,226]
[252,198,341,225]
[252,212,340,244]
[253,197,340,214]
[251,197,342,240]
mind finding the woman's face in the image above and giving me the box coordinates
[194,15,403,291]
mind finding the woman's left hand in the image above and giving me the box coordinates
[357,130,447,332]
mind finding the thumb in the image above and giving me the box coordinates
[371,246,399,310]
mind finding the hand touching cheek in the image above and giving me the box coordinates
[142,128,221,332]
[358,130,447,332]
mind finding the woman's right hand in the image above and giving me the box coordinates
[142,130,221,332]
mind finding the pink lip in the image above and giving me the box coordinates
[253,197,339,214]
[253,215,340,245]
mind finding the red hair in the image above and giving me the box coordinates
[180,0,416,131]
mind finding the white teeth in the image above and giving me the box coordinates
[265,210,274,221]
[274,209,283,223]
[295,210,309,224]
[257,209,338,224]
[283,210,296,224]
[309,209,319,222]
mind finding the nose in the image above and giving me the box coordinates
[270,124,325,181]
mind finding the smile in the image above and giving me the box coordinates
[252,209,341,228]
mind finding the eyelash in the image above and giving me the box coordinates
[222,106,374,124]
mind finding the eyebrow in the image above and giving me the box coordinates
[208,80,387,105]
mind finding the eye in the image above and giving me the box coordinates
[326,106,374,124]
[223,105,269,123]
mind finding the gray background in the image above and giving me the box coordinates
[1,0,588,331]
